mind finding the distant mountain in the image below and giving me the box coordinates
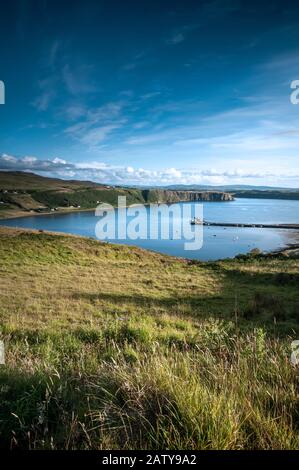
[161,184,299,191]
[1,172,297,193]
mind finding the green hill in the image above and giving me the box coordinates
[0,171,233,219]
[0,171,101,191]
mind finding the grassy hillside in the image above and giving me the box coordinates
[0,171,101,191]
[0,171,233,219]
[0,227,298,449]
[0,171,121,218]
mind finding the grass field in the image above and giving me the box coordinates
[0,226,298,449]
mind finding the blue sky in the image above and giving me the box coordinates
[1,0,299,186]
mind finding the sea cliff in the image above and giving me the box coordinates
[143,189,234,203]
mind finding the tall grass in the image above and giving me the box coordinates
[0,323,298,449]
[0,227,298,449]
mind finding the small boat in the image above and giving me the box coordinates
[190,217,203,225]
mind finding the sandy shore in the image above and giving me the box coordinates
[0,206,97,220]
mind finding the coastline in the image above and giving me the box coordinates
[2,203,299,230]
[0,224,298,261]
[0,206,97,221]
[0,197,234,221]
[1,198,299,261]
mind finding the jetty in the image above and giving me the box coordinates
[202,222,299,230]
[190,217,203,225]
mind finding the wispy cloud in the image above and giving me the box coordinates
[32,77,57,111]
[63,101,125,148]
[47,39,62,69]
[24,37,299,187]
[140,91,161,100]
[166,32,185,45]
[79,124,123,147]
[32,90,55,112]
[62,64,97,95]
[32,40,98,115]
[165,21,201,46]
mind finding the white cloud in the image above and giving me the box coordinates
[1,153,299,187]
[0,154,75,171]
[52,157,67,164]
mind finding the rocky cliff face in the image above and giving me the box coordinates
[143,189,234,203]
